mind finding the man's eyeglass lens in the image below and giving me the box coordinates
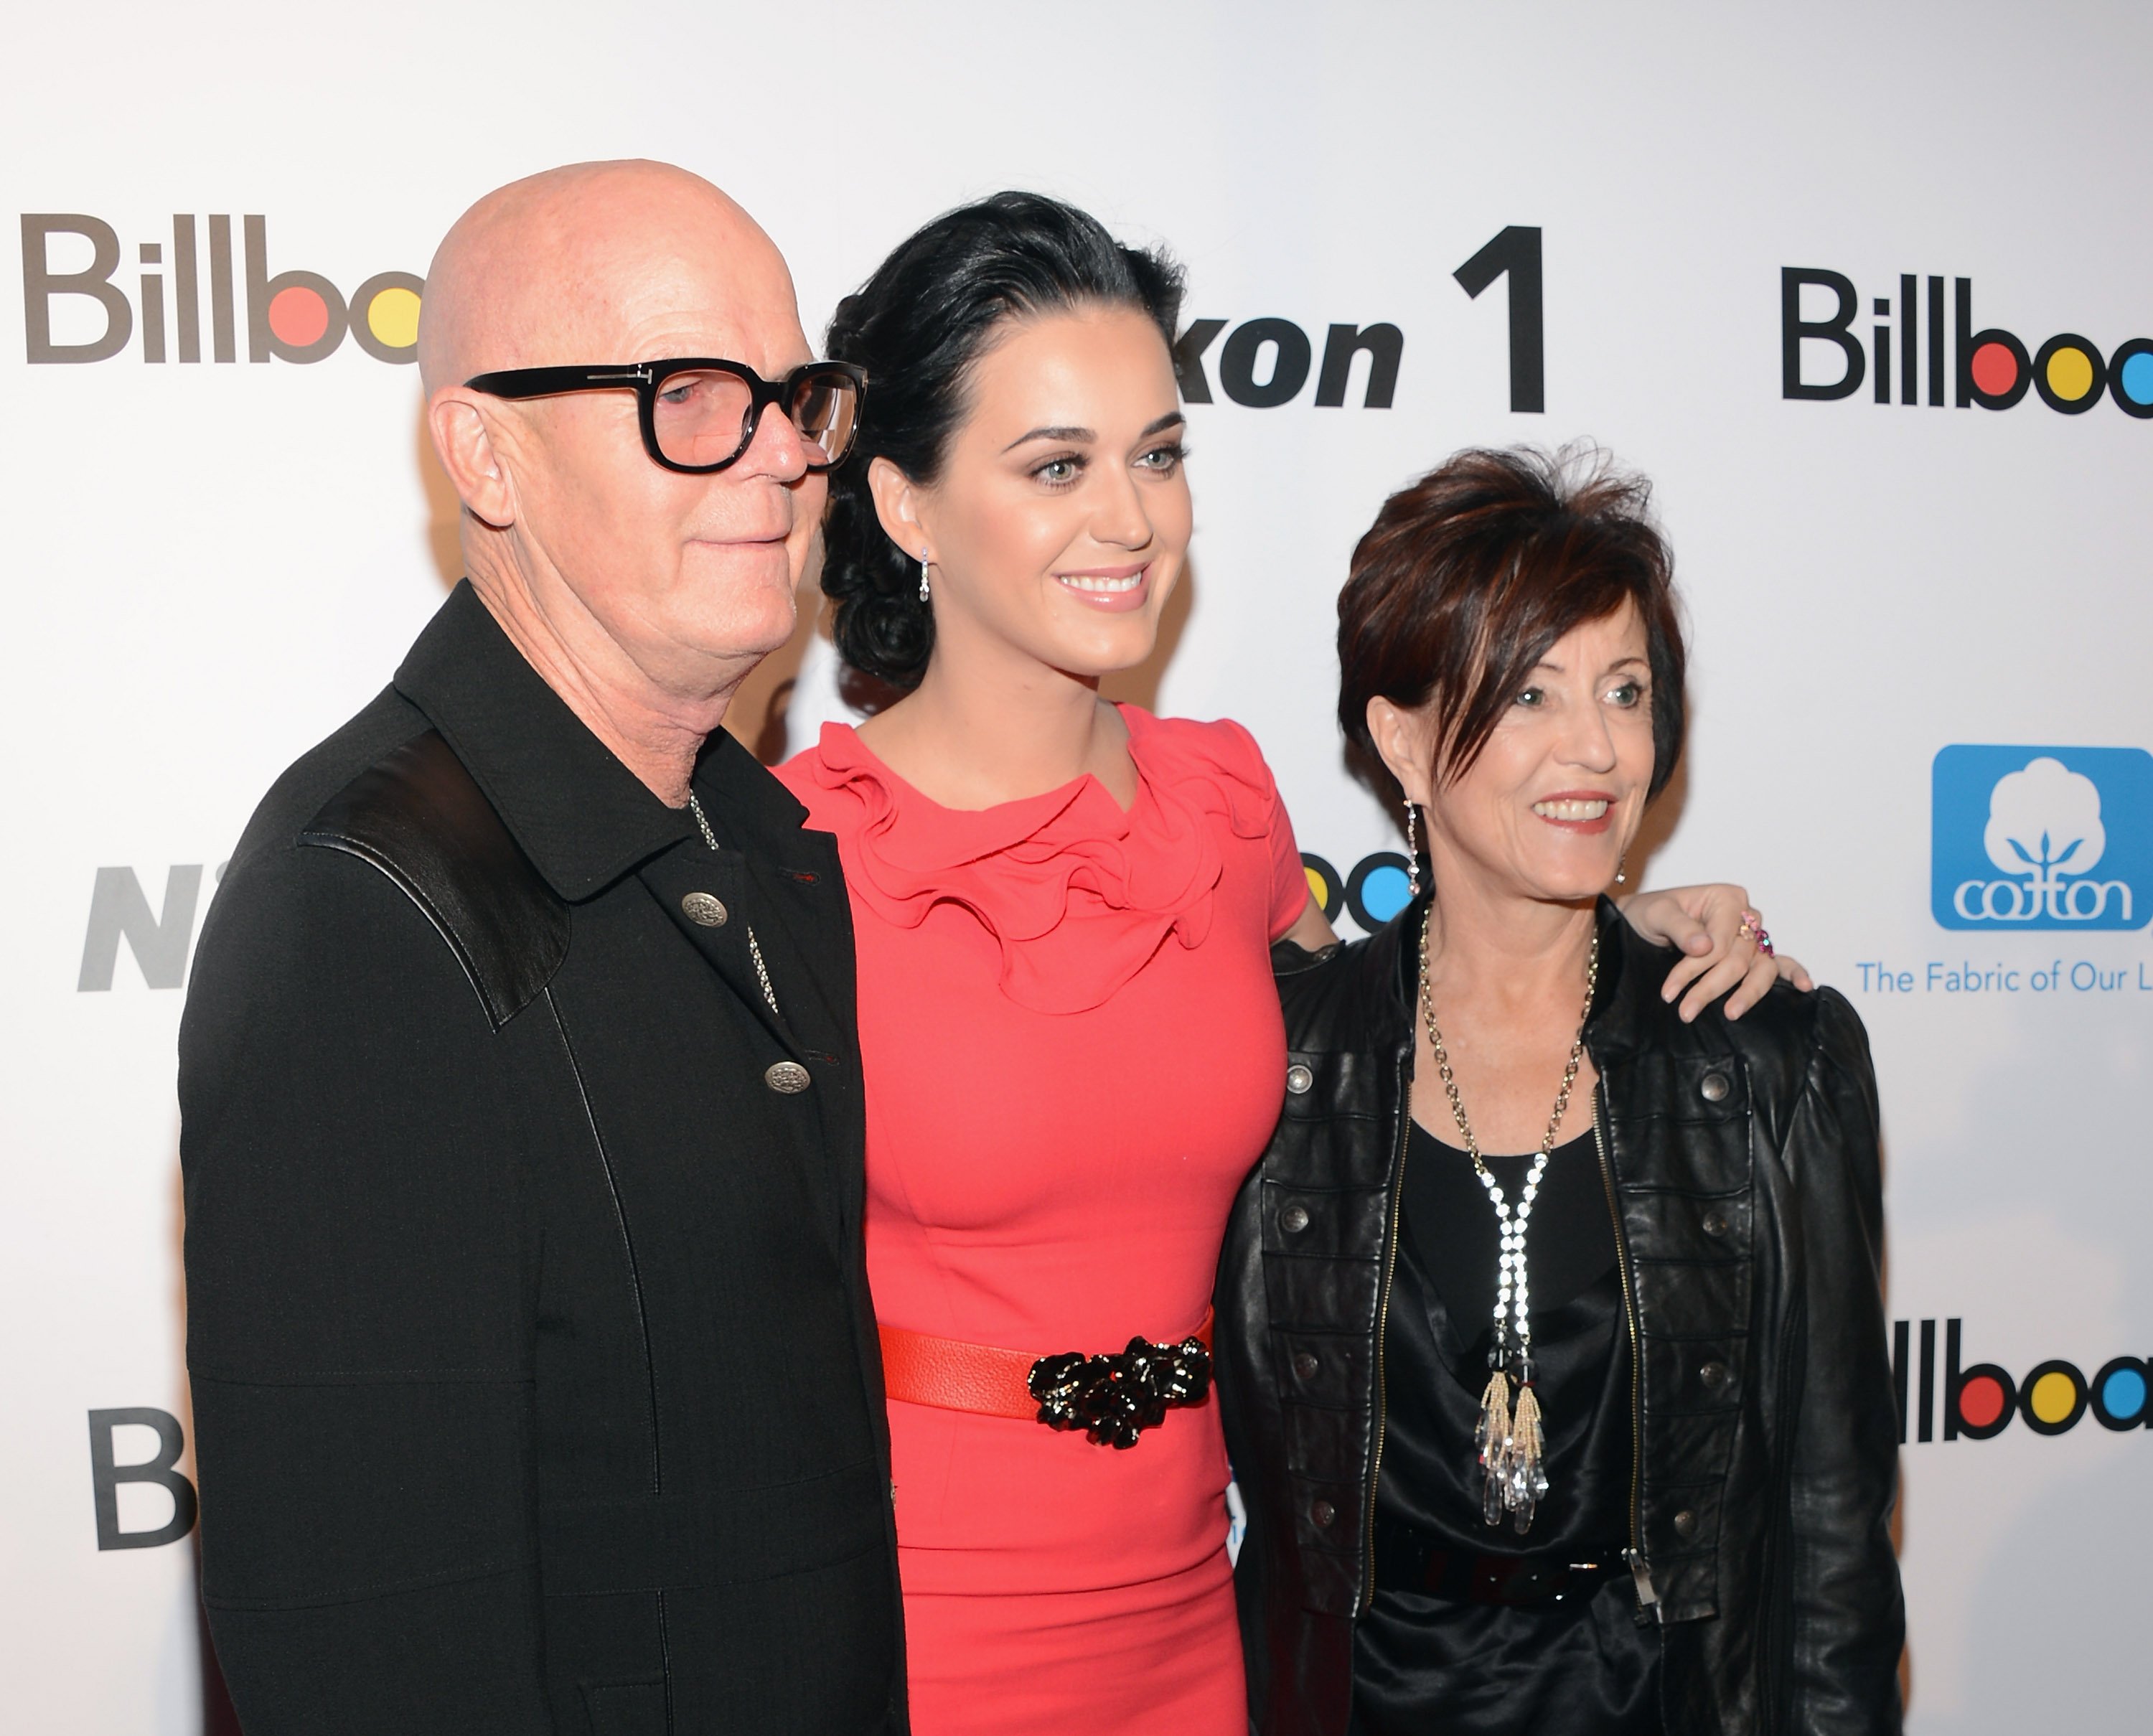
[654,367,861,469]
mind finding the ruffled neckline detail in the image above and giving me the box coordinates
[792,707,1275,1014]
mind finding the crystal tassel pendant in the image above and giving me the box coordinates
[1476,1364,1514,1526]
[1506,1381,1548,1535]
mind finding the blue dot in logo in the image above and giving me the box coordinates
[2101,1364,2147,1421]
[2121,351,2153,407]
[1360,863,1415,924]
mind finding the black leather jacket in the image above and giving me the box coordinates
[1216,896,1903,1735]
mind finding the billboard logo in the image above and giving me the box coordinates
[1302,851,1416,934]
[22,214,422,365]
[88,1407,197,1549]
[1894,1319,2149,1442]
[1782,269,2153,418]
[1931,746,2152,929]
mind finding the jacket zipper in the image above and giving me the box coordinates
[1593,1081,1659,1618]
[1359,1043,1415,1615]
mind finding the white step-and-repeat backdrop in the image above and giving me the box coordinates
[4,3,2145,1730]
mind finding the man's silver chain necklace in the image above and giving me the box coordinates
[685,793,783,1021]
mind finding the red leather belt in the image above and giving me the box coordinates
[878,1309,1215,1447]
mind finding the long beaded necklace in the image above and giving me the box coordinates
[1417,905,1598,1535]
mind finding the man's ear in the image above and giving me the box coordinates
[866,456,928,563]
[428,390,515,530]
[1366,695,1437,810]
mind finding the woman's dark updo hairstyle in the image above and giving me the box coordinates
[821,191,1185,690]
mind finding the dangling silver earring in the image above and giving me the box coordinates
[1614,853,1628,887]
[918,552,931,604]
[1404,799,1422,897]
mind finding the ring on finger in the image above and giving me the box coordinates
[1737,906,1775,957]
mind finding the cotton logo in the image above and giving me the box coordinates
[1932,746,2153,930]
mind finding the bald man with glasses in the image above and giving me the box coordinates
[179,161,904,1734]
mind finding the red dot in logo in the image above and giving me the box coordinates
[1970,341,2020,398]
[1959,1372,2007,1428]
[268,286,330,347]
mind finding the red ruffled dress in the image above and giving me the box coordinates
[777,706,1308,1734]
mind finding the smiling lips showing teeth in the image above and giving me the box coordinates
[1054,564,1152,614]
[1533,797,1611,820]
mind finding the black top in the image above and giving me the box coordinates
[179,583,903,1733]
[1351,1116,1661,1736]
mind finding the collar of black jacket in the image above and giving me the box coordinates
[1282,889,1667,1060]
[393,579,812,902]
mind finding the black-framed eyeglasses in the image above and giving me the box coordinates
[463,357,867,474]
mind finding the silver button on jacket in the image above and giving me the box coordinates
[680,891,729,928]
[764,1060,811,1094]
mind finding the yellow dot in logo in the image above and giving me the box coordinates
[365,286,423,352]
[1303,863,1331,908]
[2044,345,2095,403]
[2028,1369,2078,1425]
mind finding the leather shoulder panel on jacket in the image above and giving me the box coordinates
[1275,922,1417,1060]
[1271,937,1341,977]
[298,728,569,1029]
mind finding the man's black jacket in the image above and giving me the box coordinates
[1216,894,1903,1735]
[179,583,904,1734]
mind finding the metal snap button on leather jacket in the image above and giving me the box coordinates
[1216,896,1904,1735]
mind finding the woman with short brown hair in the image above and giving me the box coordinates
[1217,446,1903,1735]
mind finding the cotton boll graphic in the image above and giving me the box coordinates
[1984,757,2106,882]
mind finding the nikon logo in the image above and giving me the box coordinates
[76,863,221,990]
[1173,225,1548,414]
[21,214,422,365]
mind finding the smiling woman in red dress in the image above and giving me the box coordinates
[776,194,1786,1734]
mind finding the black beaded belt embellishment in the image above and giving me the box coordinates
[1027,1335,1213,1449]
